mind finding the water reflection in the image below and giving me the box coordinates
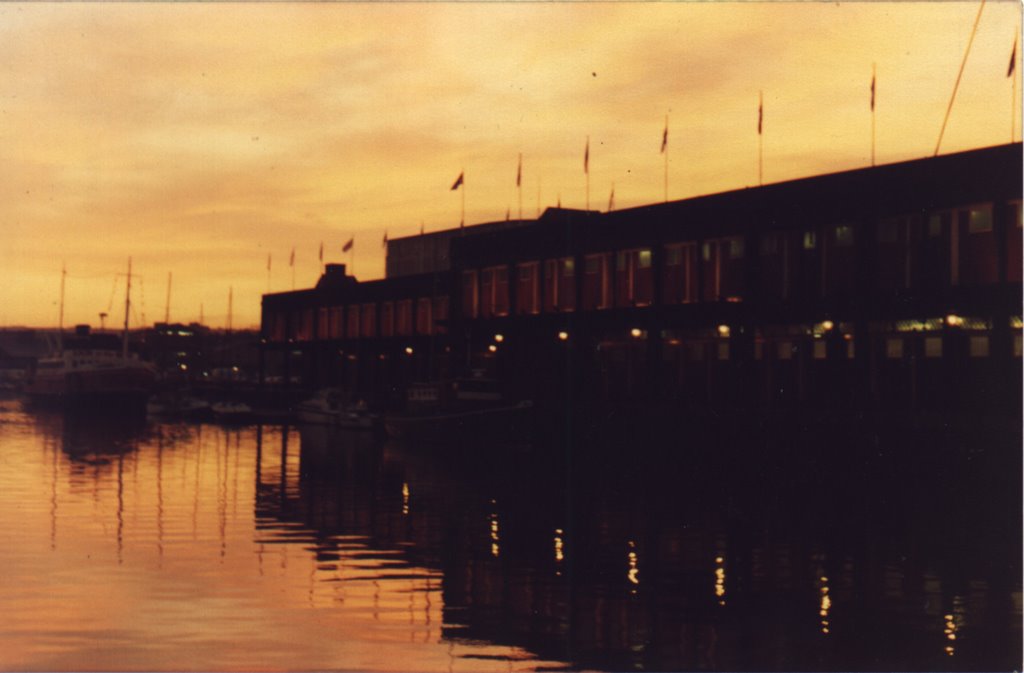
[0,405,1019,671]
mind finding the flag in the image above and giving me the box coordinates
[757,93,763,135]
[1009,37,1018,77]
[382,230,388,248]
[660,118,668,154]
[870,72,876,111]
[289,247,295,267]
[608,184,615,212]
[451,172,464,190]
[516,154,522,187]
[342,237,353,253]
[318,241,323,263]
[583,137,590,174]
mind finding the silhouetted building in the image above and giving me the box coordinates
[260,144,1022,418]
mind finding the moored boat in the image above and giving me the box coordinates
[294,388,378,430]
[383,378,533,444]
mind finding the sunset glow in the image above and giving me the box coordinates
[2,2,1020,328]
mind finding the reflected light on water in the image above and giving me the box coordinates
[820,575,831,635]
[489,500,500,558]
[627,540,639,590]
[553,528,565,576]
[715,556,726,606]
[402,482,410,515]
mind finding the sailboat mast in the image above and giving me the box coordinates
[57,263,66,355]
[123,257,132,359]
[165,271,172,324]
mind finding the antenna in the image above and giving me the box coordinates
[227,286,233,333]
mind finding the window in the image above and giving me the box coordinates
[416,297,432,335]
[969,336,989,358]
[638,249,652,268]
[803,231,817,250]
[966,205,993,234]
[379,302,394,337]
[667,246,683,266]
[885,338,903,359]
[728,237,745,259]
[925,336,943,358]
[360,303,376,338]
[777,341,793,360]
[834,225,854,247]
[813,341,827,360]
[760,233,780,255]
[396,299,413,336]
[461,271,479,319]
[927,214,943,238]
[877,219,900,244]
[346,306,359,339]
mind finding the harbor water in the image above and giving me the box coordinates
[0,400,1019,671]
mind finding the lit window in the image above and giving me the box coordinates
[969,336,989,358]
[702,242,712,261]
[563,259,575,277]
[834,225,854,247]
[717,343,730,360]
[638,249,652,268]
[803,231,817,250]
[813,341,827,360]
[728,237,745,259]
[886,338,903,359]
[967,206,993,234]
[925,337,943,358]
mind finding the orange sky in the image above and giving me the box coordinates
[1,2,1020,329]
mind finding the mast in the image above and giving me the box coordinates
[57,263,66,355]
[123,257,132,359]
[164,271,172,324]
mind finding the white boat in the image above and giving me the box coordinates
[25,260,156,412]
[210,401,255,422]
[294,389,377,430]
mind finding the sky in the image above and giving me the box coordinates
[1,2,1020,329]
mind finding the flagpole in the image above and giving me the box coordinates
[266,254,271,294]
[585,135,590,211]
[517,153,523,222]
[461,170,466,228]
[758,91,764,187]
[871,63,876,167]
[663,114,669,203]
[536,177,541,217]
[935,0,985,157]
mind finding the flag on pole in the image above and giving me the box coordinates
[342,237,354,253]
[608,184,615,212]
[1009,36,1018,77]
[318,241,323,263]
[516,154,522,187]
[870,72,876,111]
[382,230,388,248]
[289,247,295,267]
[660,118,668,153]
[757,93,763,135]
[583,137,590,174]
[451,172,464,190]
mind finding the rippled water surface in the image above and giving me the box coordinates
[0,401,1019,671]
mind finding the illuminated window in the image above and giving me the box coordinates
[563,259,575,277]
[717,343,729,360]
[969,336,989,358]
[966,205,993,234]
[638,249,652,268]
[803,231,817,250]
[834,225,854,247]
[728,237,745,259]
[925,337,943,358]
[886,338,903,359]
[813,341,827,359]
[702,242,712,261]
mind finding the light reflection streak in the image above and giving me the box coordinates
[820,575,831,635]
[715,556,726,606]
[489,500,500,558]
[627,540,639,591]
[554,528,564,576]
[402,482,410,515]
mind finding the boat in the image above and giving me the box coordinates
[294,388,377,430]
[210,401,255,423]
[24,260,156,413]
[146,391,212,420]
[383,378,533,444]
